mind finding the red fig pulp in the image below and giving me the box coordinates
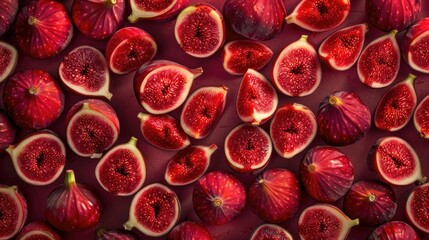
[0,41,18,84]
[402,17,429,73]
[250,224,293,240]
[368,221,420,240]
[0,185,27,240]
[406,182,429,233]
[167,221,212,240]
[16,221,61,240]
[414,94,429,138]
[128,0,177,22]
[0,110,15,153]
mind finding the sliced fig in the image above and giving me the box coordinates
[270,103,317,159]
[357,30,400,88]
[402,17,429,73]
[286,0,351,32]
[124,183,180,237]
[137,112,190,151]
[167,221,212,240]
[0,185,27,240]
[318,23,368,71]
[236,69,278,125]
[368,221,420,240]
[16,221,61,240]
[96,228,139,240]
[414,94,429,138]
[0,110,15,153]
[174,3,225,58]
[271,35,321,97]
[164,144,217,186]
[250,224,293,240]
[128,0,177,22]
[0,0,18,37]
[406,182,429,234]
[59,45,112,100]
[0,41,17,84]
[180,85,228,139]
[374,74,417,131]
[133,60,203,114]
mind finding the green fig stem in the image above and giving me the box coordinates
[416,176,427,186]
[192,67,204,78]
[5,145,14,155]
[28,16,38,26]
[123,220,135,231]
[128,136,138,146]
[350,218,359,227]
[405,73,417,85]
[389,29,399,37]
[328,95,341,106]
[106,0,117,7]
[28,86,38,95]
[104,92,113,101]
[368,194,376,202]
[300,35,309,42]
[137,112,148,121]
[95,228,106,238]
[65,169,76,187]
[128,14,138,24]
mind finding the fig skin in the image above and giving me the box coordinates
[0,0,18,37]
[406,182,429,234]
[0,41,18,84]
[0,110,15,153]
[368,221,420,240]
[414,94,429,138]
[402,17,429,73]
[95,228,139,240]
[16,221,61,240]
[167,221,212,240]
[0,185,28,240]
[250,224,293,240]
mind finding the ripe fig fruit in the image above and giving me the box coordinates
[300,146,354,203]
[137,112,190,150]
[286,0,351,32]
[6,131,66,186]
[406,182,429,234]
[0,110,15,153]
[357,30,400,88]
[298,203,359,240]
[402,17,429,73]
[368,136,425,186]
[374,74,417,131]
[66,99,120,158]
[72,0,125,40]
[223,0,286,41]
[45,169,101,232]
[343,180,397,227]
[0,0,18,37]
[366,0,421,32]
[270,103,317,159]
[128,0,187,22]
[0,185,27,240]
[165,144,217,186]
[95,137,146,196]
[15,0,73,59]
[317,91,371,146]
[106,27,157,74]
[0,41,18,84]
[250,224,293,240]
[414,94,429,138]
[318,23,368,71]
[180,85,228,139]
[174,3,225,58]
[95,228,139,240]
[133,60,203,114]
[124,183,180,237]
[225,124,272,174]
[2,69,65,130]
[223,40,273,75]
[192,171,246,225]
[368,221,420,240]
[16,221,61,240]
[167,221,212,240]
[271,35,321,97]
[236,69,278,125]
[59,45,112,100]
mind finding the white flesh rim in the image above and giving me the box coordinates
[0,41,17,83]
[0,186,26,238]
[408,31,429,73]
[128,0,177,20]
[413,95,429,139]
[406,182,429,233]
[20,230,55,240]
[250,223,293,240]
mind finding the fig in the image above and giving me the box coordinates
[286,0,351,32]
[318,23,368,71]
[0,110,15,153]
[128,0,187,22]
[0,41,18,84]
[402,17,429,73]
[165,144,217,186]
[236,68,278,125]
[95,136,146,196]
[271,35,321,97]
[2,69,65,130]
[343,180,397,227]
[66,99,120,158]
[366,0,421,32]
[174,3,225,58]
[124,183,180,237]
[223,0,286,41]
[368,221,420,240]
[414,94,429,138]
[133,60,203,114]
[374,74,417,131]
[95,228,139,240]
[0,0,18,37]
[106,27,157,75]
[137,112,190,151]
[406,182,429,234]
[299,146,354,203]
[357,30,400,88]
[298,204,359,240]
[167,221,212,240]
[6,131,66,186]
[248,168,300,223]
[223,40,273,75]
[45,169,101,232]
[180,85,228,139]
[270,103,317,159]
[224,123,272,174]
[0,185,27,240]
[317,91,371,146]
[368,136,425,186]
[15,0,73,59]
[72,0,125,40]
[59,45,112,100]
[250,224,293,240]
[16,221,61,240]
[192,171,246,225]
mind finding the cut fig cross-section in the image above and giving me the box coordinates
[402,17,429,74]
[414,94,429,138]
[0,41,18,84]
[406,182,429,234]
[250,224,293,240]
[0,110,15,153]
[0,185,27,240]
[16,221,61,240]
[128,0,178,22]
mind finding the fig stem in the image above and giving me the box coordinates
[405,73,417,85]
[368,194,376,202]
[307,164,316,173]
[300,35,309,42]
[350,218,359,227]
[328,95,340,105]
[137,112,148,121]
[65,169,76,187]
[123,220,134,231]
[28,86,38,95]
[191,67,204,78]
[128,136,138,146]
[95,228,106,238]
[28,16,38,26]
[128,14,138,24]
[213,197,222,207]
[106,0,117,7]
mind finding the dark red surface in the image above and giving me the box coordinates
[1,0,429,239]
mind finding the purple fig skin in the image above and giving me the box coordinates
[0,0,18,37]
[402,17,429,73]
[167,221,212,240]
[16,221,61,240]
[368,221,420,240]
[250,224,293,240]
[406,182,429,233]
[0,185,28,240]
[95,228,139,240]
[0,110,15,153]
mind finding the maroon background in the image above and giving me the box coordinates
[1,0,429,239]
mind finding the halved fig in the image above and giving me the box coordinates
[124,183,180,237]
[0,110,15,153]
[0,185,27,240]
[137,112,190,150]
[180,85,228,139]
[271,35,321,97]
[250,224,293,240]
[95,136,146,196]
[165,144,217,186]
[236,69,278,125]
[318,23,368,71]
[59,45,112,100]
[406,182,429,234]
[402,17,429,73]
[174,3,225,58]
[128,0,177,22]
[374,74,417,131]
[414,94,429,138]
[0,41,18,84]
[225,124,272,174]
[368,221,420,240]
[167,221,212,240]
[357,30,400,88]
[0,0,18,37]
[270,103,317,159]
[286,0,351,32]
[133,60,203,114]
[96,228,139,240]
[16,221,61,240]
[6,130,66,186]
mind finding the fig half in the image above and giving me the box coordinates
[406,182,429,234]
[414,94,429,138]
[0,41,18,84]
[250,224,293,240]
[0,185,27,240]
[0,110,15,153]
[402,17,429,73]
[16,221,61,240]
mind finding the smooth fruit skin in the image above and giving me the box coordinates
[0,0,18,37]
[95,228,139,240]
[368,221,420,240]
[167,221,212,240]
[16,221,61,240]
[402,17,429,73]
[250,224,293,240]
[0,110,15,153]
[406,182,429,233]
[0,41,18,84]
[414,94,429,138]
[0,185,27,240]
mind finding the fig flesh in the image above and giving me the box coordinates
[368,221,420,240]
[128,0,179,22]
[0,41,17,84]
[0,110,15,153]
[250,224,293,240]
[406,182,429,234]
[96,228,139,240]
[0,0,18,37]
[0,185,27,240]
[16,221,61,240]
[402,17,429,73]
[414,94,429,138]
[167,221,212,240]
